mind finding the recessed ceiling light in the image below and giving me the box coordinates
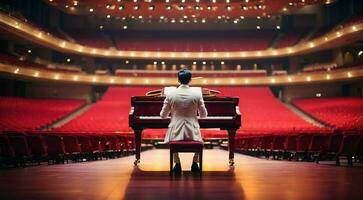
[123,25,128,29]
[89,8,94,12]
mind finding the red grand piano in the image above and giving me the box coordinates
[129,88,241,166]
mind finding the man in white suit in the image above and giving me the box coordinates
[160,69,208,174]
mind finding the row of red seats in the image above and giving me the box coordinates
[0,131,135,167]
[292,97,363,130]
[275,31,307,49]
[115,71,267,78]
[68,30,110,49]
[235,130,363,166]
[0,53,82,73]
[111,30,277,51]
[0,96,85,131]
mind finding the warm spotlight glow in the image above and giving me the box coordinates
[110,78,115,83]
[34,72,39,77]
[73,76,78,81]
[14,68,19,74]
[230,79,235,84]
[306,76,311,81]
[161,79,165,84]
[271,79,275,83]
[92,77,97,82]
[309,42,315,48]
[352,26,357,31]
[54,74,59,80]
[126,79,131,84]
[202,80,207,84]
[214,80,219,84]
[347,72,352,77]
[145,79,150,84]
[244,79,249,84]
[288,77,292,82]
[326,75,331,79]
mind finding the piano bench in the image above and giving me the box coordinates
[169,141,203,176]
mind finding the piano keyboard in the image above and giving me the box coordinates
[139,116,233,120]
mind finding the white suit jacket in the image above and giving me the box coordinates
[160,85,208,142]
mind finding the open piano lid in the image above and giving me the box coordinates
[145,87,220,97]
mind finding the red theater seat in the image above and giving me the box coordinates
[44,135,67,164]
[336,134,361,167]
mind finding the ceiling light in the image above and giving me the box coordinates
[201,19,206,23]
[179,6,185,10]
[119,5,124,10]
[166,5,172,10]
[256,25,261,29]
[27,49,32,53]
[240,16,244,19]
[107,15,111,18]
[241,5,248,10]
[212,0,216,3]
[221,61,224,65]
[134,5,140,10]
[195,6,200,10]
[89,8,94,12]
[226,5,232,11]
[207,6,212,10]
[149,5,154,10]
[276,25,281,29]
[66,58,71,62]
[358,50,363,56]
[123,25,128,29]
[99,25,103,29]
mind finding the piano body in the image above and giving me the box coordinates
[129,88,241,166]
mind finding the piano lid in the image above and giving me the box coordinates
[145,87,220,97]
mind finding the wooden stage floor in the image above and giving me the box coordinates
[1,149,363,200]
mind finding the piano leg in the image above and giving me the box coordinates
[228,129,236,166]
[134,129,142,165]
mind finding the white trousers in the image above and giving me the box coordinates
[173,152,199,163]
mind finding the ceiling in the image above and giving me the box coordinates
[44,0,336,21]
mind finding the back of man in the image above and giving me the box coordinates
[160,69,208,174]
[162,85,207,143]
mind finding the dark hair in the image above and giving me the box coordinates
[178,69,192,85]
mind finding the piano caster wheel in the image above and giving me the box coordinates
[134,159,140,166]
[229,159,234,166]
